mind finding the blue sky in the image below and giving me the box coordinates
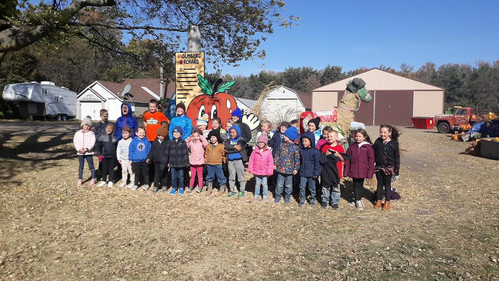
[208,0,499,76]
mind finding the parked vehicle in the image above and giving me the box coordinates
[2,81,77,120]
[434,107,479,133]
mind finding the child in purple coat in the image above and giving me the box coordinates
[344,129,375,210]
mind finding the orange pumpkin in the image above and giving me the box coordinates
[451,134,459,140]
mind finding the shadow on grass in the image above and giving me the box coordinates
[0,132,75,181]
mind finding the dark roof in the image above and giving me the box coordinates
[98,79,175,102]
[295,90,312,109]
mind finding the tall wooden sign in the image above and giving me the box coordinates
[175,52,205,108]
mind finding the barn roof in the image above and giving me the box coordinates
[313,68,444,91]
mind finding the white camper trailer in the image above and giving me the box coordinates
[2,81,77,120]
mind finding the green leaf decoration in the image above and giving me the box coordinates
[197,74,212,95]
[216,81,236,93]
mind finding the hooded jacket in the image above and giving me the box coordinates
[168,137,190,168]
[97,132,118,158]
[299,132,322,177]
[274,139,300,175]
[73,129,96,155]
[116,103,138,141]
[169,114,192,140]
[224,125,248,162]
[344,141,375,179]
[186,135,209,165]
[248,146,274,176]
[129,136,151,162]
[320,152,341,187]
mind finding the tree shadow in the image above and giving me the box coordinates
[0,132,75,181]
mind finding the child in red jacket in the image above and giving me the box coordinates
[248,135,274,202]
[344,129,375,210]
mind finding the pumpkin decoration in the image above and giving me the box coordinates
[451,134,459,140]
[186,75,237,130]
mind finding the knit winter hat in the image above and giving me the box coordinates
[308,117,320,129]
[172,126,183,135]
[257,134,269,144]
[232,108,242,118]
[208,129,222,143]
[156,122,168,137]
[80,116,93,128]
[176,102,186,112]
[197,114,209,126]
[284,127,298,141]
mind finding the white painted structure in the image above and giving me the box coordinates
[261,86,306,124]
[77,81,127,120]
[235,97,257,114]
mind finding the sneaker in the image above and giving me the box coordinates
[262,196,268,202]
[97,181,106,187]
[162,186,168,193]
[237,192,245,198]
[179,188,185,195]
[107,182,113,188]
[170,188,177,195]
[142,185,150,191]
[284,196,291,204]
[152,187,158,193]
[127,183,134,189]
[187,187,194,193]
[309,199,316,206]
[321,202,327,209]
[332,204,339,210]
[274,197,281,204]
[298,200,305,207]
[227,191,237,198]
[119,181,127,188]
[356,200,364,211]
[88,179,96,187]
[253,196,259,202]
[196,187,203,193]
[131,185,139,191]
[77,179,82,186]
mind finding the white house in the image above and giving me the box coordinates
[235,97,257,114]
[260,86,312,124]
[77,79,174,121]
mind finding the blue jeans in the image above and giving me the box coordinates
[322,184,340,205]
[206,165,227,186]
[275,173,293,199]
[254,175,268,197]
[78,155,95,179]
[171,167,184,190]
[299,176,316,202]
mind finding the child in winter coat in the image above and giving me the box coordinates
[306,117,322,147]
[96,123,117,188]
[147,123,169,193]
[256,120,274,141]
[320,130,345,209]
[372,125,401,211]
[116,126,134,188]
[248,134,274,202]
[129,127,152,191]
[116,103,137,141]
[168,126,190,195]
[224,125,248,198]
[344,129,375,210]
[205,130,227,196]
[186,129,209,193]
[269,122,290,158]
[73,116,97,186]
[273,126,300,203]
[298,132,322,206]
[169,103,192,140]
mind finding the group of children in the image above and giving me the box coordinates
[73,99,400,211]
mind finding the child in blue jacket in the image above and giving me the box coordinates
[129,127,151,191]
[298,132,322,206]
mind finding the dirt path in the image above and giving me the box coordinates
[0,127,497,280]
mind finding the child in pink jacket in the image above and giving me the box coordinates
[73,116,97,187]
[248,134,274,202]
[186,129,209,192]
